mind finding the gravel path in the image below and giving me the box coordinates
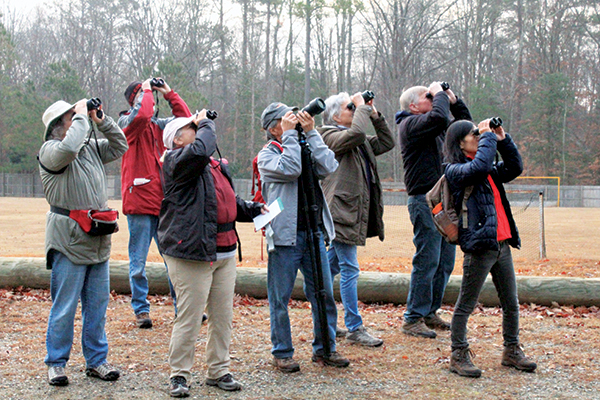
[1,290,600,399]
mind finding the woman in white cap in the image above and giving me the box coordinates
[39,98,128,386]
[158,110,266,397]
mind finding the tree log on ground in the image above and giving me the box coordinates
[1,257,600,307]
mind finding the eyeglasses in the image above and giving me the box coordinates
[346,102,356,111]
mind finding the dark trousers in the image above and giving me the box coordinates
[451,242,520,349]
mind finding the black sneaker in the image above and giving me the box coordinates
[170,376,189,398]
[205,373,242,391]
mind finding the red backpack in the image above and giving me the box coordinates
[251,140,283,204]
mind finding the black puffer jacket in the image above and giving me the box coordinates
[445,131,523,254]
[158,119,263,262]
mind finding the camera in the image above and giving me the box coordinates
[206,110,218,120]
[86,97,103,118]
[440,81,450,91]
[300,97,326,117]
[150,77,165,88]
[489,117,503,129]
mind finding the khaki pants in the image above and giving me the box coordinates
[164,255,236,381]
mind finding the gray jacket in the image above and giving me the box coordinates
[319,105,395,245]
[39,114,128,268]
[257,128,338,250]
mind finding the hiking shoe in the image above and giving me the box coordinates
[424,313,451,331]
[48,366,68,386]
[136,312,152,329]
[205,373,242,391]
[346,326,383,347]
[86,362,120,381]
[170,375,189,397]
[336,326,348,338]
[450,347,482,378]
[401,318,437,338]
[312,351,350,368]
[272,356,300,373]
[502,344,537,372]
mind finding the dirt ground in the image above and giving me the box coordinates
[1,198,600,399]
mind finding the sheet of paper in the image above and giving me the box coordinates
[253,197,284,231]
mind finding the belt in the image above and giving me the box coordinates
[217,222,235,233]
[50,206,71,216]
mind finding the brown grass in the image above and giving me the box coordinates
[1,197,598,277]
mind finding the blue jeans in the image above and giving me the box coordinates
[328,240,363,332]
[127,214,177,315]
[45,250,110,369]
[451,242,520,349]
[267,230,338,358]
[404,194,456,323]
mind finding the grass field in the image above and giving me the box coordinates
[0,197,598,277]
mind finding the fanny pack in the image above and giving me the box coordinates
[51,206,119,236]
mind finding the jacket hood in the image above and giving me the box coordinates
[395,110,412,124]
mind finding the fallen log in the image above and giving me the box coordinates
[1,257,600,307]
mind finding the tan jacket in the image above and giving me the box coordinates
[318,105,395,245]
[39,114,128,268]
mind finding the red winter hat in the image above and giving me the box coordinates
[124,81,142,106]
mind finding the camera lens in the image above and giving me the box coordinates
[301,98,326,117]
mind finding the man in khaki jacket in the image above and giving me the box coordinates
[318,92,395,347]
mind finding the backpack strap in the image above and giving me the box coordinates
[461,186,474,229]
[266,140,283,153]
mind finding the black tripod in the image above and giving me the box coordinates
[296,126,332,360]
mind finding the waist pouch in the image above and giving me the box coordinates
[51,206,119,236]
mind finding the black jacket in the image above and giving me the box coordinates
[158,119,263,261]
[445,131,523,254]
[396,93,471,195]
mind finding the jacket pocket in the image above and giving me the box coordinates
[330,192,360,226]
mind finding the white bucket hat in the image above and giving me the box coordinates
[163,115,195,150]
[42,100,75,140]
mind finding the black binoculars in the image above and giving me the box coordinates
[86,97,103,118]
[440,81,450,91]
[150,77,165,88]
[206,110,218,120]
[489,117,503,129]
[348,90,375,111]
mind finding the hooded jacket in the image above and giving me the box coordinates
[118,89,191,216]
[445,131,523,253]
[395,94,471,195]
[318,105,395,245]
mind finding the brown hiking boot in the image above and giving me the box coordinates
[312,351,350,368]
[450,347,482,378]
[424,313,451,331]
[401,318,437,338]
[502,344,537,372]
[272,356,300,373]
[136,312,152,329]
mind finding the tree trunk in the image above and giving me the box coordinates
[3,258,600,307]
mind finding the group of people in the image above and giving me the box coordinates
[38,78,536,397]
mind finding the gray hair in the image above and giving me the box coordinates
[46,118,67,141]
[265,119,279,141]
[399,86,428,111]
[323,92,351,126]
